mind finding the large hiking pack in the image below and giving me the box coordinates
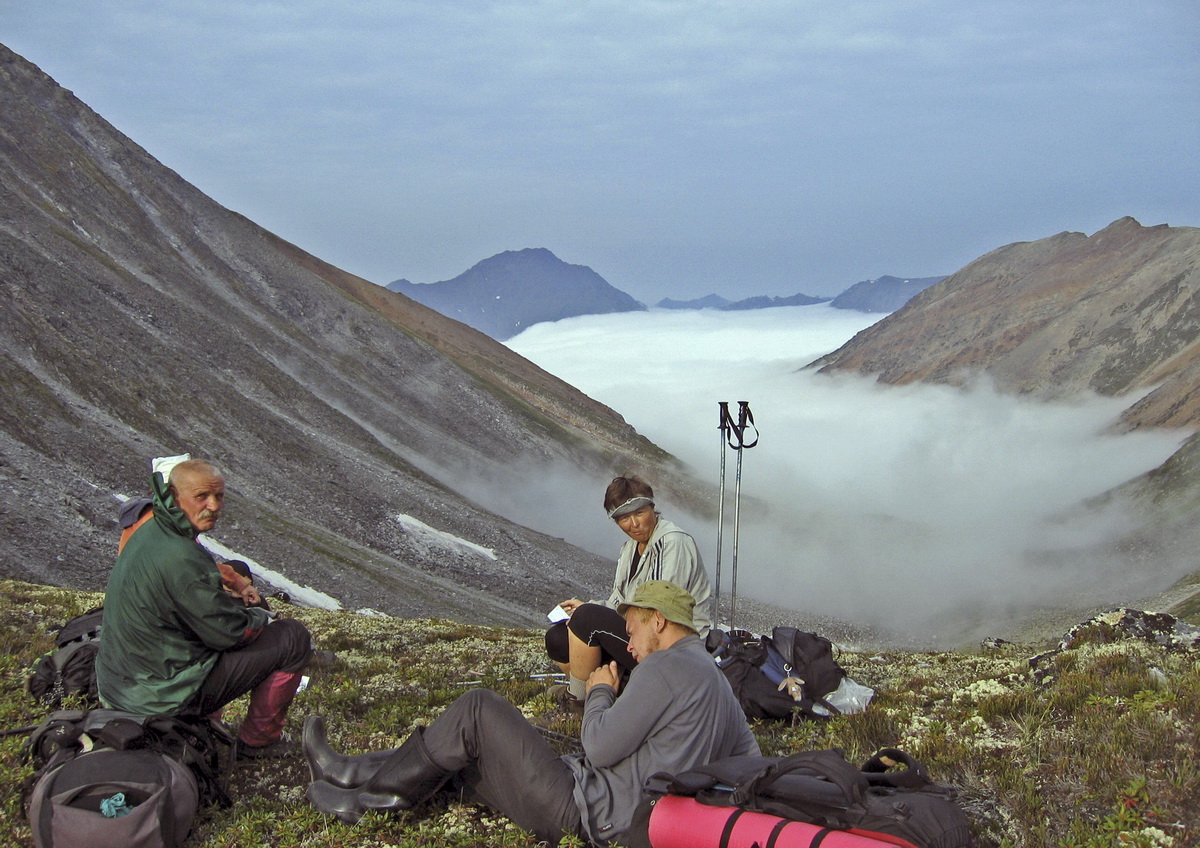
[29,748,199,848]
[709,627,860,721]
[26,607,105,709]
[22,708,234,848]
[637,747,975,848]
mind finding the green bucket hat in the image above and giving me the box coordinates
[617,580,696,632]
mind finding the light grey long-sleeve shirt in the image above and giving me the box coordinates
[605,518,714,637]
[562,634,759,845]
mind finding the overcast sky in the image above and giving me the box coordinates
[6,1,1197,303]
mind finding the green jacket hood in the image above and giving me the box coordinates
[151,469,198,539]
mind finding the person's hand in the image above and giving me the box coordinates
[559,599,583,616]
[221,583,262,606]
[586,661,621,695]
[216,561,261,607]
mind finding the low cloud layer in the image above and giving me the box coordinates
[506,305,1190,645]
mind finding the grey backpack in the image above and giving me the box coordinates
[28,747,199,848]
[23,709,233,848]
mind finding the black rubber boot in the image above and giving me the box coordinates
[302,716,397,788]
[306,727,449,824]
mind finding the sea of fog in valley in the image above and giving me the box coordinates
[501,304,1191,646]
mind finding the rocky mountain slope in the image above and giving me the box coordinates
[813,217,1200,616]
[0,44,710,628]
[813,219,1200,411]
[388,248,645,340]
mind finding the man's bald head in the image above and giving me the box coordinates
[169,459,225,533]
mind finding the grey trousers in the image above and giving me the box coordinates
[423,688,585,845]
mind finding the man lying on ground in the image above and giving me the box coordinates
[304,580,758,846]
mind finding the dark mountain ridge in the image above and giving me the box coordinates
[656,276,942,315]
[719,292,831,310]
[392,258,941,335]
[829,274,946,312]
[388,248,646,340]
[0,43,709,628]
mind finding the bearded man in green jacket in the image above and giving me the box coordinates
[96,455,312,759]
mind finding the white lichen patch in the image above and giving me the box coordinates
[953,677,1011,704]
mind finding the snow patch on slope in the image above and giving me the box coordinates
[393,513,498,561]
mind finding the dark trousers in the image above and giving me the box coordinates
[188,617,312,716]
[545,602,639,672]
[424,689,584,845]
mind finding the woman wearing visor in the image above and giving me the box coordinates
[545,475,713,711]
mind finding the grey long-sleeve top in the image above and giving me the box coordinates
[605,518,714,637]
[562,634,759,845]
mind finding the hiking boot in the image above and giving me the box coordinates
[306,728,449,824]
[303,715,396,787]
[237,734,296,761]
[558,691,585,716]
[547,683,585,716]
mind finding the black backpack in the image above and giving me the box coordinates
[22,705,234,844]
[761,627,847,719]
[26,607,104,709]
[641,747,975,848]
[708,629,797,720]
[709,627,847,721]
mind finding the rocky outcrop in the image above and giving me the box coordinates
[388,248,646,340]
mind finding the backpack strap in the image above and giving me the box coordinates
[861,748,932,790]
[731,749,866,819]
[145,715,235,809]
[764,817,791,848]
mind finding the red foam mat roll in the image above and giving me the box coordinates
[647,795,919,848]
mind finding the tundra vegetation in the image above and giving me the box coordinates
[1,579,1196,847]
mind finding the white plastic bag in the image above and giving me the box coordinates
[812,676,875,716]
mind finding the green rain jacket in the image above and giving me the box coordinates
[96,470,269,715]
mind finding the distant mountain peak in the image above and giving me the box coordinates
[388,249,645,339]
[657,294,731,310]
[830,275,947,313]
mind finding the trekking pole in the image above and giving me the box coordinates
[727,401,758,630]
[714,402,733,627]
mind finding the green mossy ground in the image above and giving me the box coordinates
[2,580,1196,847]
